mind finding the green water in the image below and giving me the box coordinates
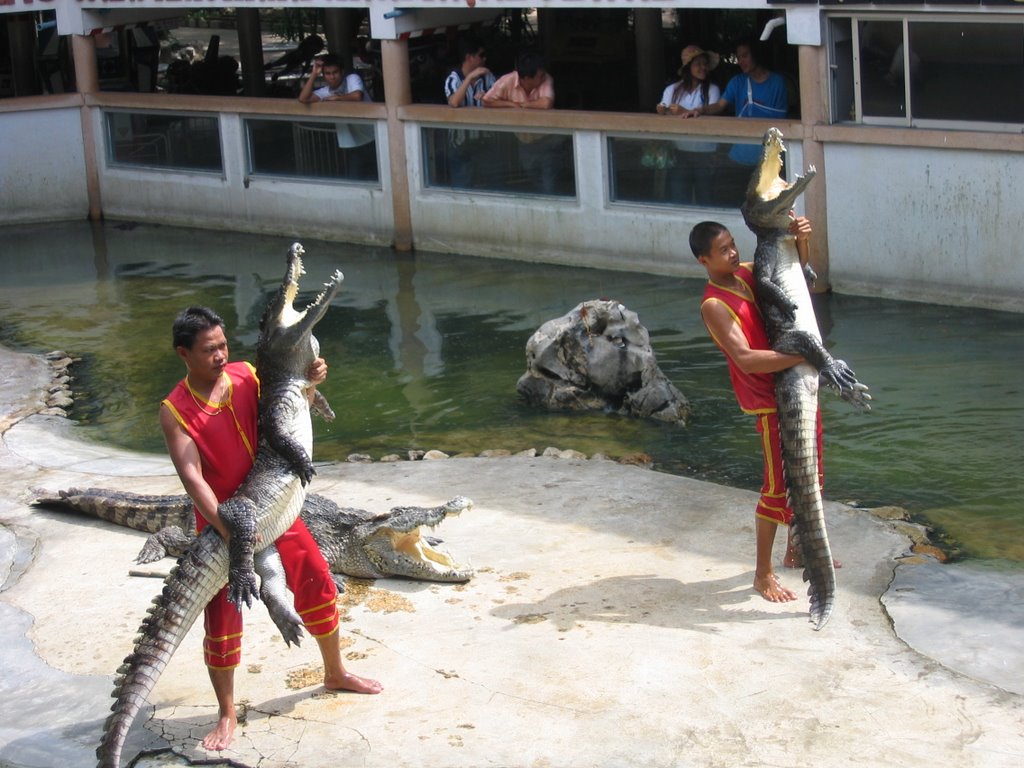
[2,220,1022,565]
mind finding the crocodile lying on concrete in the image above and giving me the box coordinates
[740,128,871,630]
[93,243,341,768]
[32,486,475,590]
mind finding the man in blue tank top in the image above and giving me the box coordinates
[696,39,789,165]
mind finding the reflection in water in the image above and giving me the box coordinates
[389,253,444,439]
[1,220,1022,566]
[89,218,110,280]
[232,270,270,347]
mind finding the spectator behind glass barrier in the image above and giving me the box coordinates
[483,51,566,196]
[655,44,722,206]
[688,39,789,204]
[297,54,376,181]
[298,53,372,103]
[442,35,496,188]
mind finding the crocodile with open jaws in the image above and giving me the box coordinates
[32,487,475,633]
[92,242,342,768]
[740,127,871,630]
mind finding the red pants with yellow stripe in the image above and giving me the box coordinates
[202,517,340,669]
[754,410,824,526]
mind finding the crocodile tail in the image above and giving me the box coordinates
[96,530,228,768]
[777,375,837,630]
[32,487,193,534]
[790,511,837,631]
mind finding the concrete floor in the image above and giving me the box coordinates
[1,345,1022,768]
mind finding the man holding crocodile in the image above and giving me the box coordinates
[689,217,829,603]
[160,306,382,753]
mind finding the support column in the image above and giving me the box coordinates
[634,9,663,113]
[798,44,829,292]
[8,13,39,96]
[381,38,413,252]
[236,8,266,97]
[325,8,358,69]
[71,34,103,222]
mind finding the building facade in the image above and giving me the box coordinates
[1,1,1021,311]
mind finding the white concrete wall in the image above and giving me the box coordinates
[0,108,89,225]
[95,112,396,247]
[5,105,1021,313]
[406,124,794,283]
[824,144,1024,312]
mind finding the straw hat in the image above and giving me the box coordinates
[678,45,720,75]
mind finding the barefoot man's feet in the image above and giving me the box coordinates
[325,670,383,694]
[754,572,798,603]
[201,713,237,751]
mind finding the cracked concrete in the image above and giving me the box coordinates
[1,345,1022,768]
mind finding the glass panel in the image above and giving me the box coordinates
[829,18,856,123]
[909,22,1024,124]
[857,20,906,118]
[247,119,379,182]
[105,111,222,171]
[607,136,763,209]
[421,127,575,197]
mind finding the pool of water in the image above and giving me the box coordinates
[2,220,1022,565]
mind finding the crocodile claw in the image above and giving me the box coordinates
[836,382,872,411]
[264,598,304,647]
[275,615,304,648]
[228,569,261,609]
[134,526,192,564]
[296,459,316,486]
[820,359,872,411]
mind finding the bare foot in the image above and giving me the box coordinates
[325,670,383,694]
[201,713,237,751]
[753,572,798,603]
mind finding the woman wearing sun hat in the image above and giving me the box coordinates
[655,45,722,205]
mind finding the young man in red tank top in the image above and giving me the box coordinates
[160,307,382,754]
[689,218,822,604]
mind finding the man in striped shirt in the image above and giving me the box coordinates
[443,36,495,188]
[444,35,494,108]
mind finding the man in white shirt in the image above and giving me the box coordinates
[297,54,376,180]
[298,54,371,103]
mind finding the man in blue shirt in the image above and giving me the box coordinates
[688,39,789,166]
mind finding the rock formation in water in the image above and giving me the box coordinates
[516,300,690,425]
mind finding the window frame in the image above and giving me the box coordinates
[243,114,382,186]
[828,12,1024,133]
[103,108,224,174]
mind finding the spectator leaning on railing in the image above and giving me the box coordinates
[445,35,495,108]
[442,35,496,189]
[298,54,371,104]
[482,51,560,194]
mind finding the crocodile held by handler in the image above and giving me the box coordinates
[740,128,870,630]
[92,243,341,768]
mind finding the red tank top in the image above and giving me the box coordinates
[162,361,260,506]
[701,264,777,414]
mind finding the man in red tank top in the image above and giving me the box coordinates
[160,307,382,753]
[689,219,823,604]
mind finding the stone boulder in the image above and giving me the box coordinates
[516,300,690,425]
